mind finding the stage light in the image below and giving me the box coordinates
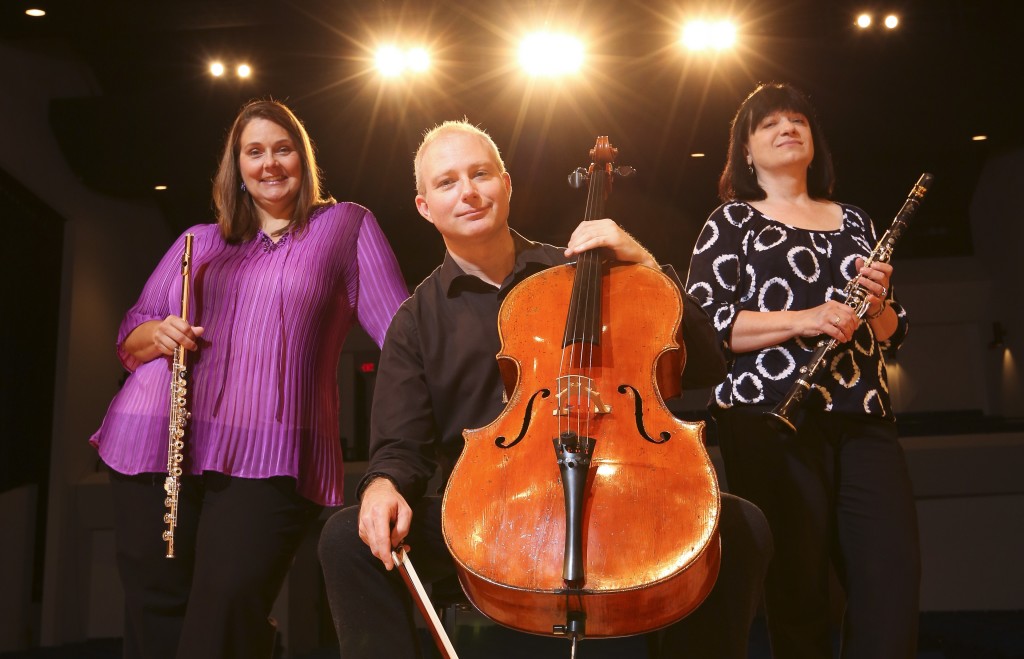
[375,46,431,77]
[407,47,430,73]
[25,8,46,17]
[691,153,705,158]
[519,32,585,76]
[856,13,872,28]
[680,20,736,51]
[154,185,168,191]
[210,62,226,77]
[375,46,406,77]
[884,14,899,29]
[972,135,988,142]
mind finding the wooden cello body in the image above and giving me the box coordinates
[441,138,721,641]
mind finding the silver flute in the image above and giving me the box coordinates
[163,233,194,558]
[765,173,933,433]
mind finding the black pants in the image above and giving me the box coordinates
[109,469,322,659]
[318,492,771,658]
[715,407,920,659]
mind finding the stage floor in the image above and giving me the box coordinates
[2,611,1021,659]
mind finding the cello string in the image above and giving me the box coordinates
[571,173,593,442]
[570,162,599,443]
[580,161,605,445]
[582,167,602,444]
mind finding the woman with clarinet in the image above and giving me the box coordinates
[684,82,920,659]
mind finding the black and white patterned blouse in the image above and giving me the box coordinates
[685,201,909,418]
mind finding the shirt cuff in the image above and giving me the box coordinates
[357,471,400,501]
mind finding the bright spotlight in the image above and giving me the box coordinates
[681,20,737,51]
[406,47,430,73]
[972,135,988,142]
[884,14,899,29]
[519,32,585,76]
[237,64,252,78]
[374,46,430,77]
[210,62,226,77]
[25,8,46,17]
[375,46,406,77]
[856,13,872,28]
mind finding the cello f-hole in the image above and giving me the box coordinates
[617,384,672,443]
[496,388,550,448]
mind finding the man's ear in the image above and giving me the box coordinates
[415,194,434,224]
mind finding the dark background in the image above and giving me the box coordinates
[3,0,1021,289]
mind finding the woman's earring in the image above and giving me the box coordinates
[240,182,247,192]
[748,163,754,176]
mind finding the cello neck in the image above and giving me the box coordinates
[563,136,616,352]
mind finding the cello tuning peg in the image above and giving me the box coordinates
[568,167,589,189]
[614,165,636,178]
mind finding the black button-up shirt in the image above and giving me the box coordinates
[359,230,726,502]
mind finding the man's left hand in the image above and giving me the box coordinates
[564,219,657,268]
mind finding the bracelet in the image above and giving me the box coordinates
[866,300,888,320]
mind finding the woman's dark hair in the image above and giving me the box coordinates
[212,99,335,243]
[718,82,835,202]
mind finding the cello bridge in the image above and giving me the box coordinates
[553,375,611,416]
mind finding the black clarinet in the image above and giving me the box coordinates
[765,173,933,433]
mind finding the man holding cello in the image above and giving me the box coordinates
[318,120,772,658]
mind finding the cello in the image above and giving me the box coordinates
[441,137,721,653]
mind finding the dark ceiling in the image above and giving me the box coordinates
[3,0,1022,285]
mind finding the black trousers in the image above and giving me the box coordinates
[715,407,920,659]
[318,492,772,658]
[109,469,322,659]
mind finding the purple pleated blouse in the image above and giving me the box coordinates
[90,203,409,506]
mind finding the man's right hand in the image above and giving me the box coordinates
[357,477,412,570]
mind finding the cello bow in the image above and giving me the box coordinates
[392,546,460,659]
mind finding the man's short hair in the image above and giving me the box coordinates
[414,120,506,195]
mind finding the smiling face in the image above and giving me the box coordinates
[746,109,815,177]
[238,117,303,223]
[414,129,512,247]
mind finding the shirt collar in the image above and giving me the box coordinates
[439,229,563,296]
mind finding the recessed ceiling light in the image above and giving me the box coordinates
[25,8,46,17]
[971,135,988,142]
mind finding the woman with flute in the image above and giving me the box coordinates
[684,82,920,658]
[90,99,409,659]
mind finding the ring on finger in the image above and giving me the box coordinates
[833,315,841,326]
[881,286,887,296]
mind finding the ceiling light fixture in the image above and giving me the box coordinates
[680,20,737,51]
[519,32,585,76]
